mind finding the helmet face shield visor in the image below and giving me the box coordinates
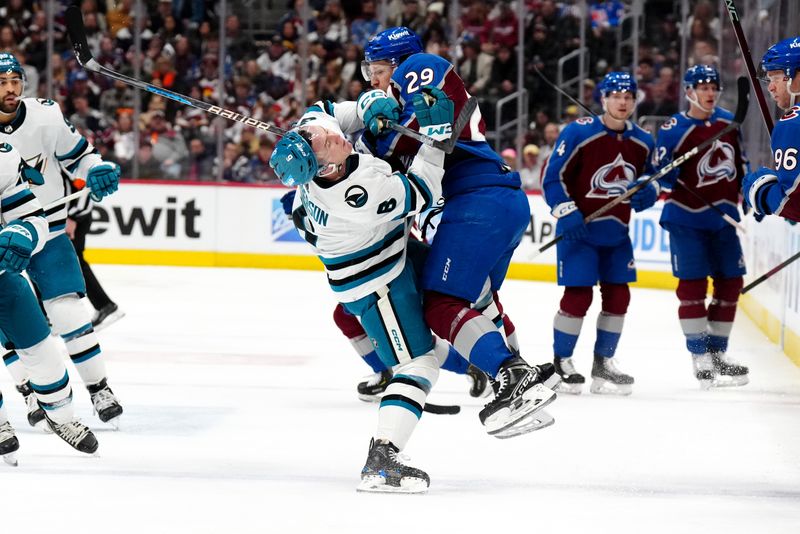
[360,61,394,83]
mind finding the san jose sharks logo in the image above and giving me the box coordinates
[586,154,637,199]
[24,153,46,176]
[696,140,735,187]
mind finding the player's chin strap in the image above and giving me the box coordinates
[787,76,800,108]
[685,87,718,114]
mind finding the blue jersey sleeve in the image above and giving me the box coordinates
[542,122,584,209]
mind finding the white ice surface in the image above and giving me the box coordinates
[2,265,799,534]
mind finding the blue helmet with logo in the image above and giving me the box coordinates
[761,36,800,78]
[269,131,318,187]
[598,71,637,96]
[364,26,423,65]
[684,64,722,89]
[0,52,25,80]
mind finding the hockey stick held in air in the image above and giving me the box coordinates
[381,97,479,154]
[532,76,750,258]
[531,65,746,235]
[741,249,800,294]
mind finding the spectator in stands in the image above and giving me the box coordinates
[459,39,493,98]
[350,0,382,48]
[489,44,517,99]
[70,94,109,134]
[249,139,279,184]
[483,1,518,49]
[539,121,561,162]
[520,144,543,192]
[177,107,215,147]
[112,112,136,170]
[256,35,297,88]
[390,0,426,35]
[18,23,47,71]
[146,109,188,180]
[500,148,517,170]
[216,141,251,183]
[341,78,365,102]
[123,140,165,179]
[185,138,215,181]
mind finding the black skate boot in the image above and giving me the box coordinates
[710,352,749,387]
[88,378,123,426]
[692,353,715,390]
[357,438,430,493]
[45,416,99,454]
[590,355,634,395]
[0,421,20,467]
[479,356,557,438]
[16,381,46,427]
[466,364,492,398]
[357,369,392,402]
[92,302,125,331]
[553,357,585,395]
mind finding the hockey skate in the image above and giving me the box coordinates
[45,416,99,454]
[88,378,123,427]
[590,355,633,395]
[16,381,46,428]
[357,438,430,494]
[710,352,749,387]
[553,356,585,395]
[92,303,125,332]
[466,364,492,398]
[479,356,557,438]
[357,369,392,402]
[0,422,20,467]
[692,353,715,390]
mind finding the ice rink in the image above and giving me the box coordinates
[2,264,799,534]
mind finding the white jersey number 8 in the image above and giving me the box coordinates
[775,148,798,171]
[405,68,435,94]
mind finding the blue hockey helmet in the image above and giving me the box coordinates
[684,64,722,89]
[760,36,800,78]
[364,27,423,65]
[0,52,25,80]
[269,131,319,187]
[598,71,637,96]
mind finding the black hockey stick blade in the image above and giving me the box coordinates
[65,3,95,68]
[532,76,750,258]
[423,402,461,415]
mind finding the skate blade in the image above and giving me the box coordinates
[492,410,555,439]
[92,311,126,333]
[483,384,557,435]
[357,393,383,403]
[555,381,583,395]
[357,476,429,494]
[543,373,562,390]
[712,375,749,388]
[590,378,632,396]
[2,452,19,467]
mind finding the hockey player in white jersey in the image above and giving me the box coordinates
[0,52,123,427]
[0,142,99,462]
[270,88,455,493]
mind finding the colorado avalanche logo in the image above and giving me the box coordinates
[586,154,637,199]
[696,140,735,187]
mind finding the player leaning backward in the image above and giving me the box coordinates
[358,27,559,433]
[0,52,124,428]
[743,36,800,221]
[0,142,100,464]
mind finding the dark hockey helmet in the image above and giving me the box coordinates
[684,64,722,90]
[0,52,25,81]
[269,131,319,187]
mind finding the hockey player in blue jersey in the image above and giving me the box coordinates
[0,53,123,427]
[359,27,558,432]
[0,142,99,461]
[743,36,800,222]
[655,65,750,388]
[542,72,657,395]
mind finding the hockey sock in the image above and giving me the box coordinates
[676,278,709,354]
[441,344,470,375]
[376,355,438,450]
[16,335,75,424]
[2,349,29,386]
[0,391,7,425]
[333,304,388,372]
[492,291,520,353]
[707,277,743,353]
[424,291,513,378]
[553,287,593,358]
[595,283,630,357]
[44,295,107,387]
[362,350,387,373]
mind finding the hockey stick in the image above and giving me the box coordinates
[741,249,800,294]
[43,188,91,211]
[725,0,774,134]
[533,77,750,258]
[532,65,746,234]
[423,402,460,415]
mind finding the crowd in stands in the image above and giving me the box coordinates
[0,0,723,189]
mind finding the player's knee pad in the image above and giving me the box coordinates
[424,291,474,341]
[43,294,93,340]
[676,278,708,302]
[560,286,594,317]
[391,354,440,395]
[332,303,365,339]
[15,334,69,386]
[711,276,743,304]
[599,283,630,315]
